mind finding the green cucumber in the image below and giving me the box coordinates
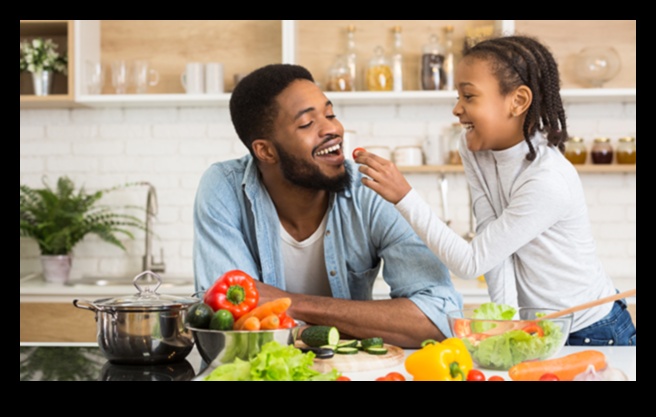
[301,326,340,348]
[365,346,388,355]
[335,346,359,355]
[337,340,358,349]
[360,337,384,350]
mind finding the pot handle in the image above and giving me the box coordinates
[73,298,100,312]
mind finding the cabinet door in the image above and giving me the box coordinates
[20,302,97,343]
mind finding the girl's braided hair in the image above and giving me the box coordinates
[463,35,568,161]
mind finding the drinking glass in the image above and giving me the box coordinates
[111,60,130,94]
[133,60,160,94]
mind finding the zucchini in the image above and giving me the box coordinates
[360,337,384,350]
[365,346,388,355]
[335,346,359,355]
[301,326,340,348]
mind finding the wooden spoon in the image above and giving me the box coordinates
[536,288,636,321]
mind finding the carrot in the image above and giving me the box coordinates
[260,314,280,330]
[233,297,292,330]
[242,316,261,331]
[508,350,607,381]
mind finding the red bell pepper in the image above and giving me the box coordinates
[521,322,544,337]
[203,270,259,319]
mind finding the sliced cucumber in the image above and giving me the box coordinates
[301,326,341,348]
[337,340,358,349]
[365,346,388,355]
[335,346,359,355]
[360,337,384,350]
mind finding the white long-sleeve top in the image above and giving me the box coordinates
[396,133,616,332]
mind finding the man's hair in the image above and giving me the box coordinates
[229,64,315,156]
[463,35,568,161]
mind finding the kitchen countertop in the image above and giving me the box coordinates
[20,342,636,381]
[20,273,636,305]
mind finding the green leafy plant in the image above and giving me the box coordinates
[20,38,68,74]
[20,176,145,255]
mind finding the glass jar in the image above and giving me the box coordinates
[444,122,464,164]
[420,34,445,91]
[591,137,613,164]
[365,46,393,91]
[616,136,636,164]
[564,136,588,164]
[326,55,352,92]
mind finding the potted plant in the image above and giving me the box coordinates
[19,38,68,96]
[20,176,145,283]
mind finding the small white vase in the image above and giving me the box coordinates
[32,71,53,96]
[40,254,72,283]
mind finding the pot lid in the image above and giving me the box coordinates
[91,271,200,311]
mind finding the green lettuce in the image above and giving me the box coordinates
[471,302,517,333]
[204,341,340,381]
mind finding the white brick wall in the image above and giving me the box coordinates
[20,101,636,284]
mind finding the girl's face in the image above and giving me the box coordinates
[452,56,525,152]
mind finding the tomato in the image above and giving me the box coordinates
[352,147,366,160]
[522,323,545,337]
[336,375,351,381]
[278,311,296,328]
[466,369,486,381]
[453,318,472,337]
[488,375,505,381]
[376,371,406,381]
[539,373,560,381]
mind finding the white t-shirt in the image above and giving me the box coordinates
[280,211,332,297]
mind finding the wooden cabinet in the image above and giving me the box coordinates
[20,302,97,343]
[19,20,636,109]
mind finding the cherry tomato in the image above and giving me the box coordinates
[352,147,366,160]
[376,371,406,381]
[336,375,351,381]
[466,369,486,381]
[488,375,505,381]
[522,323,545,337]
[539,373,560,381]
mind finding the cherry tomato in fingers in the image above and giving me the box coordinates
[466,369,486,381]
[539,373,560,381]
[352,147,366,160]
[488,375,505,381]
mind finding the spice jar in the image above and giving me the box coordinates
[420,34,445,91]
[564,136,588,164]
[616,136,636,164]
[591,137,613,164]
[365,46,393,91]
[326,55,353,92]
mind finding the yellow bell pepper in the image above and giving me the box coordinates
[404,338,474,381]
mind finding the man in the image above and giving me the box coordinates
[193,64,461,347]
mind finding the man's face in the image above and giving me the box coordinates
[271,79,350,192]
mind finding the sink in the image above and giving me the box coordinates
[67,275,194,288]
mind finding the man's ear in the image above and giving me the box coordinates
[252,139,277,164]
[511,85,533,117]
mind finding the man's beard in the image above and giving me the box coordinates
[274,142,351,193]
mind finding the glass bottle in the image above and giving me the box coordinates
[326,55,352,92]
[442,25,455,91]
[391,26,403,92]
[564,136,588,165]
[345,25,358,91]
[366,46,393,91]
[445,122,464,164]
[591,137,613,164]
[616,136,636,164]
[420,34,445,91]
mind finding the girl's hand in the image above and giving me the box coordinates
[353,149,412,204]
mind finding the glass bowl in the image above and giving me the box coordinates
[447,307,573,370]
[574,46,621,88]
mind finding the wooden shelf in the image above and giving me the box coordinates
[399,164,636,174]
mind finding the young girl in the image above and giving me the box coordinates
[354,35,635,346]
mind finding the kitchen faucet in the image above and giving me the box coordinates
[143,182,166,273]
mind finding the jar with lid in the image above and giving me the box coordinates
[366,46,393,91]
[564,136,588,164]
[326,55,352,92]
[616,136,636,164]
[591,137,613,164]
[344,25,358,91]
[420,34,445,90]
[390,26,404,92]
[393,145,424,166]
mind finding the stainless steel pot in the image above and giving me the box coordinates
[73,271,201,365]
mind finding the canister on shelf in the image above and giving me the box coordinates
[366,46,393,91]
[366,146,392,161]
[393,145,424,166]
[444,122,464,165]
[591,137,613,164]
[420,34,445,91]
[616,136,636,164]
[564,136,588,165]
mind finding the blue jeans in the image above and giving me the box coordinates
[567,299,636,346]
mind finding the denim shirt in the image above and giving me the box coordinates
[193,155,462,337]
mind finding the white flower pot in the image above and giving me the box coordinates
[40,255,72,283]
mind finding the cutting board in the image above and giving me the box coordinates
[295,341,405,373]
